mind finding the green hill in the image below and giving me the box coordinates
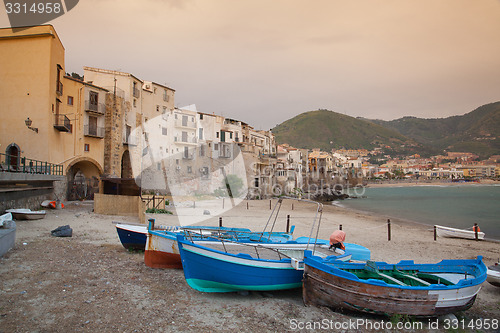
[271,102,500,158]
[371,102,500,158]
[271,109,415,152]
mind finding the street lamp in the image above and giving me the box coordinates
[25,117,38,133]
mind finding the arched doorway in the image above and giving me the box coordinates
[66,159,103,201]
[6,143,20,171]
[121,150,132,178]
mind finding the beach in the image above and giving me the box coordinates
[1,199,499,332]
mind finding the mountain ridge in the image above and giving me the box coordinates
[271,101,500,158]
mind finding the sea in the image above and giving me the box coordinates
[338,184,500,240]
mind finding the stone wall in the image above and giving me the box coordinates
[0,174,67,212]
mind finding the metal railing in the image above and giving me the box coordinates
[56,81,63,96]
[133,87,140,98]
[174,119,196,129]
[84,125,105,138]
[84,100,105,114]
[0,153,63,175]
[54,114,71,132]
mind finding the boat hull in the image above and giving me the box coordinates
[435,225,485,240]
[303,255,486,317]
[178,239,304,292]
[487,265,500,287]
[145,231,182,268]
[7,209,46,220]
[116,225,147,250]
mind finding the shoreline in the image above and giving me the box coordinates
[364,178,500,188]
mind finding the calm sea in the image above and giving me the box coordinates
[340,184,500,240]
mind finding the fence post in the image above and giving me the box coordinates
[219,217,223,228]
[246,201,249,210]
[286,215,290,233]
[434,225,437,241]
[270,200,272,210]
[387,219,391,241]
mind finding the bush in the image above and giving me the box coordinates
[145,208,172,214]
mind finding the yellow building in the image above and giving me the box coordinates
[0,25,105,199]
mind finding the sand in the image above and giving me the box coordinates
[1,199,499,332]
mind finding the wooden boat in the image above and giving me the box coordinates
[6,209,46,220]
[435,225,485,240]
[303,252,487,316]
[115,223,147,250]
[487,263,500,287]
[146,222,295,269]
[177,197,361,293]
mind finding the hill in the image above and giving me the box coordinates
[271,109,418,152]
[271,102,500,158]
[370,102,500,158]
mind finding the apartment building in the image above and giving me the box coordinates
[0,25,106,199]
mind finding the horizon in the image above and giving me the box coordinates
[1,0,500,129]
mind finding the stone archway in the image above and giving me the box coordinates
[66,158,103,201]
[121,150,132,178]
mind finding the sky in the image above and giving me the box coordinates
[2,0,500,130]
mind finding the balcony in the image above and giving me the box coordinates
[174,119,196,129]
[56,81,63,96]
[53,114,71,132]
[84,125,104,138]
[174,136,198,145]
[183,153,195,160]
[85,101,105,115]
[133,87,140,98]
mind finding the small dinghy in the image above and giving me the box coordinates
[6,209,46,220]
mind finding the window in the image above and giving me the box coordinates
[199,114,203,120]
[163,89,168,102]
[214,143,218,151]
[199,128,203,140]
[182,115,188,127]
[89,91,98,109]
[156,105,160,112]
[216,132,219,139]
[67,96,74,105]
[162,127,168,135]
[157,163,161,170]
[229,132,233,139]
[163,106,167,114]
[187,166,192,173]
[182,131,188,142]
[200,144,205,157]
[84,144,90,152]
[133,99,137,107]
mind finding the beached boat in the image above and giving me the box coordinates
[6,209,46,220]
[177,197,358,293]
[435,225,485,240]
[115,223,148,250]
[487,263,500,287]
[178,234,351,292]
[146,222,295,269]
[303,252,487,316]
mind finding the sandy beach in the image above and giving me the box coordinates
[1,199,499,332]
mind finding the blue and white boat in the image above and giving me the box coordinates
[177,197,363,292]
[303,252,487,316]
[145,222,294,269]
[116,223,147,250]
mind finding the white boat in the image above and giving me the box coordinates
[487,263,500,287]
[6,209,46,220]
[435,225,485,240]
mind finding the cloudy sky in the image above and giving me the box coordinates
[2,0,500,129]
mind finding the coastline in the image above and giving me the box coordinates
[364,178,500,188]
[1,200,499,332]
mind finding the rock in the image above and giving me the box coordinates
[51,225,73,237]
[203,210,210,215]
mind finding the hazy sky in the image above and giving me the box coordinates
[2,0,500,129]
